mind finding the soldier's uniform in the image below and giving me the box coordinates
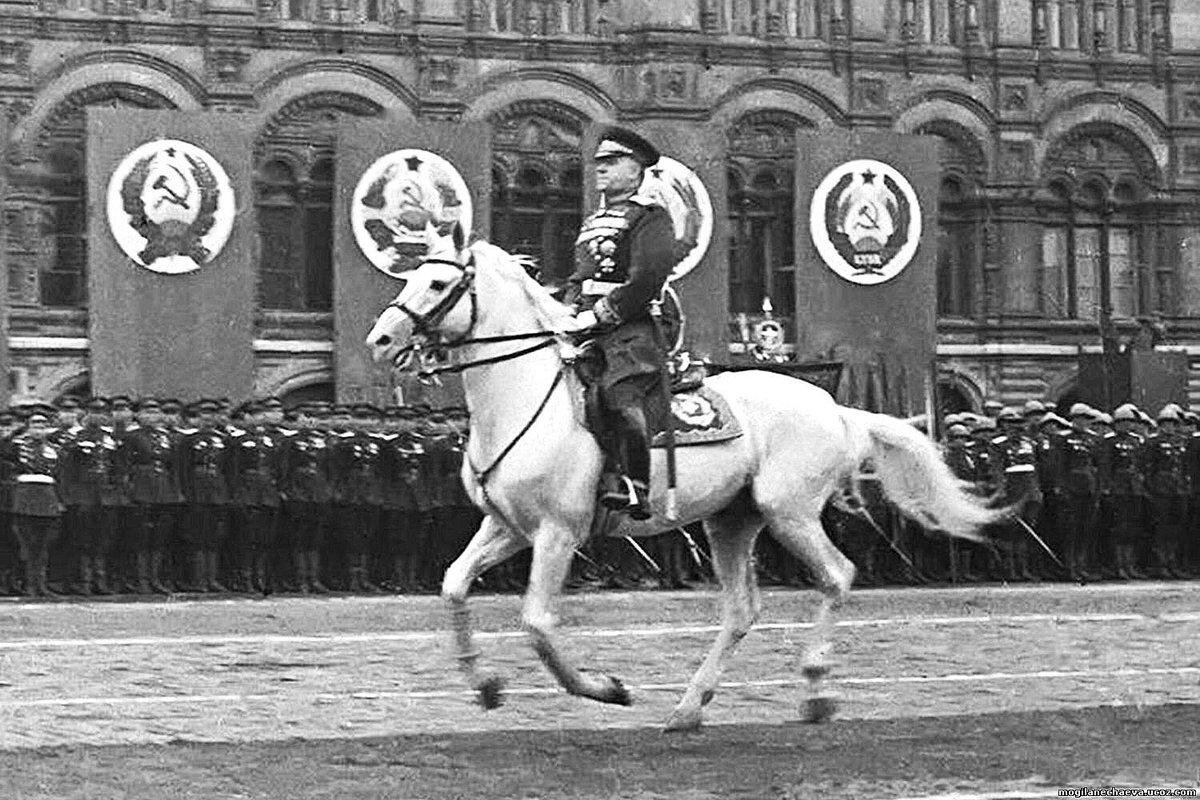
[4,408,65,597]
[1141,404,1190,578]
[330,405,385,592]
[991,408,1043,581]
[0,410,20,595]
[228,400,284,593]
[123,398,184,593]
[1185,417,1200,577]
[377,407,429,592]
[1046,405,1103,581]
[59,398,127,594]
[179,398,233,592]
[562,126,676,519]
[280,402,333,593]
[47,398,82,593]
[1097,404,1147,579]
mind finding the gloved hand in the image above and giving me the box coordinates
[551,309,599,334]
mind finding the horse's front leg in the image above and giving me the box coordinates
[523,525,631,705]
[442,515,528,709]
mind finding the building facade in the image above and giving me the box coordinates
[2,0,1200,410]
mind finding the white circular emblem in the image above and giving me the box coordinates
[809,158,922,286]
[639,157,713,281]
[105,139,235,275]
[351,149,473,277]
[672,394,716,428]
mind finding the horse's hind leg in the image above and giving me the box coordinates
[442,515,528,709]
[761,503,855,724]
[664,509,762,733]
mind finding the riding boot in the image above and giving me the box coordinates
[188,550,208,592]
[21,561,37,597]
[134,551,153,595]
[306,550,328,594]
[36,556,58,598]
[149,551,171,594]
[293,551,310,594]
[206,551,229,593]
[92,557,114,596]
[357,555,381,593]
[77,556,94,596]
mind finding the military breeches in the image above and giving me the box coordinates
[76,505,119,557]
[335,505,379,556]
[129,505,178,552]
[284,502,328,551]
[185,504,229,550]
[1107,496,1146,546]
[1059,492,1097,560]
[384,509,426,561]
[601,374,660,486]
[14,515,60,565]
[235,507,278,556]
[1149,496,1187,549]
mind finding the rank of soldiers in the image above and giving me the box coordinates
[0,397,480,598]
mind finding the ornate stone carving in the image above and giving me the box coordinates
[1181,145,1200,175]
[208,48,250,83]
[420,57,458,93]
[0,39,31,75]
[854,77,887,111]
[621,64,698,106]
[1001,83,1028,112]
[1182,92,1200,120]
[998,141,1033,182]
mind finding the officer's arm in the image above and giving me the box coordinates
[594,206,675,324]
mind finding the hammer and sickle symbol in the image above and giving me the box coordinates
[152,163,192,210]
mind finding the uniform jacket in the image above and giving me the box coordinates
[565,197,676,387]
[229,426,283,508]
[122,423,184,505]
[179,427,233,505]
[329,430,385,506]
[1045,428,1102,495]
[1141,432,1190,497]
[1097,431,1147,496]
[59,425,129,508]
[990,430,1043,501]
[378,431,433,513]
[4,431,64,517]
[280,428,334,505]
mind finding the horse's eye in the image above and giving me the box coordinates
[429,280,448,291]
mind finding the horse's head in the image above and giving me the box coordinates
[367,223,475,368]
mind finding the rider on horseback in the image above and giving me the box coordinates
[559,126,676,520]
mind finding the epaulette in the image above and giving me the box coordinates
[175,426,199,436]
[226,426,246,437]
[121,422,142,434]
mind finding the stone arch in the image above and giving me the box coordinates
[255,91,385,166]
[38,364,90,402]
[710,80,846,130]
[895,95,993,178]
[464,69,617,124]
[1040,120,1162,191]
[257,365,335,401]
[255,59,418,125]
[1039,93,1168,176]
[936,367,984,413]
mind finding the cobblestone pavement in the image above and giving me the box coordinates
[1,582,1197,751]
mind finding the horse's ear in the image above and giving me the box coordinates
[450,221,465,253]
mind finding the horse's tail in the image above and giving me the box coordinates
[838,407,1005,541]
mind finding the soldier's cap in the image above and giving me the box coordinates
[396,406,420,418]
[973,418,997,431]
[159,398,182,413]
[1113,403,1140,422]
[946,424,971,438]
[190,398,221,414]
[54,396,82,411]
[1137,409,1154,424]
[25,409,50,424]
[85,396,110,412]
[1185,411,1200,424]
[982,399,1004,412]
[942,412,963,426]
[594,126,660,168]
[137,398,162,413]
[352,403,381,417]
[1022,399,1047,416]
[1039,412,1071,428]
[109,395,133,410]
[1096,412,1113,426]
[261,397,284,410]
[1067,402,1094,418]
[1157,404,1183,422]
[997,406,1022,422]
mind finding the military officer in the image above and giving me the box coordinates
[59,398,127,595]
[228,399,284,593]
[1141,404,1190,578]
[1097,404,1148,580]
[990,407,1042,581]
[0,409,20,595]
[279,401,333,593]
[5,406,65,597]
[1043,404,1104,581]
[377,406,426,592]
[329,404,385,592]
[123,398,184,593]
[179,398,233,592]
[558,126,677,520]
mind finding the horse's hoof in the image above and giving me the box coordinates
[803,696,837,724]
[475,675,506,710]
[663,710,703,733]
[604,675,632,706]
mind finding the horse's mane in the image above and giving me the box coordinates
[469,240,574,331]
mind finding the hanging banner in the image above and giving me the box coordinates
[87,110,256,401]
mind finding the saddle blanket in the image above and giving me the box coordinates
[650,384,743,448]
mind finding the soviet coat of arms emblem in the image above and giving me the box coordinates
[351,149,473,276]
[105,139,236,275]
[809,158,922,286]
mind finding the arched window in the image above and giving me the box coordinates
[727,111,812,332]
[255,94,382,312]
[1037,125,1162,321]
[915,121,986,319]
[490,105,584,287]
[27,85,175,308]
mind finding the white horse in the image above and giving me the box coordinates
[366,228,1003,731]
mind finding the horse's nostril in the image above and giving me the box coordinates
[376,335,391,347]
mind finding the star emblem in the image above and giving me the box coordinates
[862,169,876,183]
[405,156,423,171]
